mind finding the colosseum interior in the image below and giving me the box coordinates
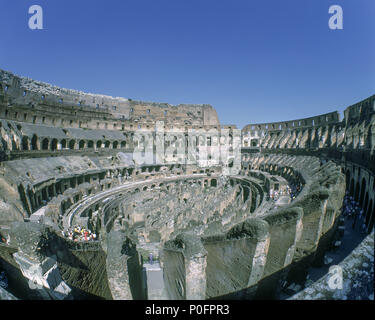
[0,68,373,300]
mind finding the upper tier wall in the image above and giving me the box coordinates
[243,111,341,132]
[243,95,375,133]
[0,69,220,128]
[344,96,375,125]
[242,95,375,153]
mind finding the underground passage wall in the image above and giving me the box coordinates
[161,154,346,299]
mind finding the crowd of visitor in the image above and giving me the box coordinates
[269,183,302,202]
[288,183,301,200]
[64,225,97,242]
[342,192,368,233]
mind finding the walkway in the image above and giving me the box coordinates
[143,262,168,300]
[280,213,370,299]
[307,216,367,282]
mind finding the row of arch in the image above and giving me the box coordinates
[254,125,346,150]
[79,176,221,233]
[345,166,375,232]
[21,135,129,151]
[23,163,187,214]
[4,133,237,153]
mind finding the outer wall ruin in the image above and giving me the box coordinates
[0,69,373,300]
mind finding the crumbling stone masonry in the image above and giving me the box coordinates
[0,68,373,299]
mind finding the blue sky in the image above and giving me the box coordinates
[0,0,374,128]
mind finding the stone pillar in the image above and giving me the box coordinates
[24,193,33,216]
[295,189,330,254]
[33,193,38,208]
[29,192,36,211]
[184,249,207,300]
[106,232,144,300]
[45,186,50,200]
[164,233,207,300]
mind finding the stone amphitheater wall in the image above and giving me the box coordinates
[0,69,373,300]
[0,69,220,133]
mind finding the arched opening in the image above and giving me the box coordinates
[79,140,85,149]
[228,158,234,168]
[96,140,102,149]
[245,186,252,202]
[364,193,369,217]
[87,140,94,148]
[359,178,367,207]
[105,141,110,148]
[10,136,17,150]
[345,170,351,187]
[31,135,38,150]
[349,179,355,197]
[47,185,54,199]
[113,141,118,149]
[51,139,58,151]
[121,141,126,148]
[41,189,47,201]
[70,178,76,188]
[69,140,76,149]
[22,136,29,151]
[42,138,49,150]
[354,181,360,202]
[61,139,67,149]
